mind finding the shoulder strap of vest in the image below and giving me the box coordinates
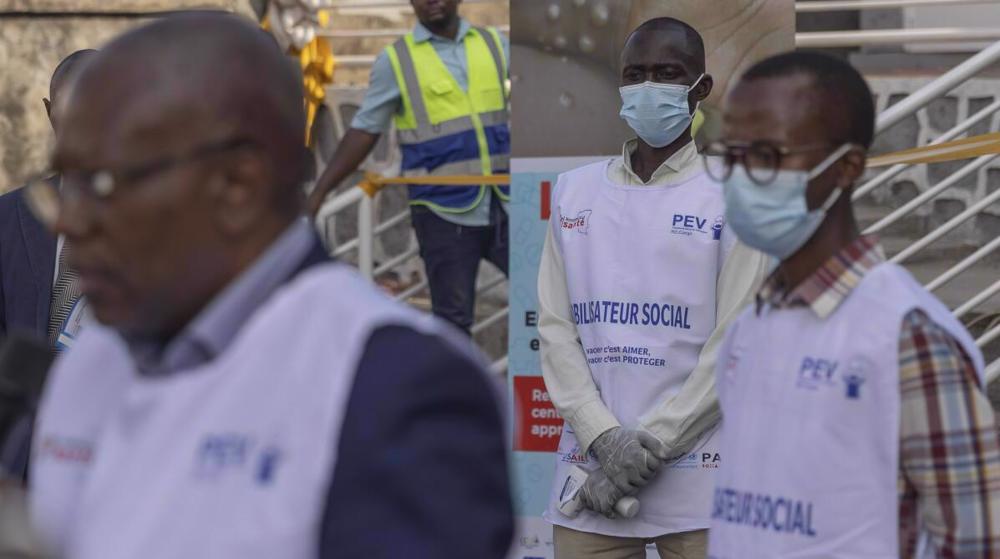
[289,233,334,282]
[472,26,506,95]
[389,35,431,127]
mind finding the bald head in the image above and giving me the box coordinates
[739,51,875,148]
[618,16,711,127]
[50,49,98,100]
[53,12,309,339]
[69,12,307,199]
[623,17,706,76]
[45,49,97,131]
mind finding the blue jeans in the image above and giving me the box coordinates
[410,197,508,334]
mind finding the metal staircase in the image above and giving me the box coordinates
[314,0,1000,381]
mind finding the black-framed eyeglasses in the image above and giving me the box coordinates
[701,140,838,186]
[25,137,257,229]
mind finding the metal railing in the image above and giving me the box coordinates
[316,183,510,369]
[334,54,378,67]
[327,0,499,8]
[797,28,1000,48]
[854,99,1000,199]
[793,0,1000,48]
[319,6,1000,381]
[320,25,509,39]
[844,38,1000,382]
[796,0,997,11]
[314,0,512,358]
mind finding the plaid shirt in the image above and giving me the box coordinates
[758,235,1000,557]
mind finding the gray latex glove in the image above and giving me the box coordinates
[578,468,627,519]
[590,427,668,492]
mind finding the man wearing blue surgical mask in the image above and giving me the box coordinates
[537,17,769,559]
[707,51,1000,558]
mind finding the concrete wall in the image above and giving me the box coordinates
[0,1,254,192]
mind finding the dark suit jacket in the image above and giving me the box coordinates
[321,324,514,558]
[0,186,56,341]
[0,186,56,480]
[290,239,514,557]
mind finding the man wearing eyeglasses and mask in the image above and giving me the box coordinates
[707,51,1000,558]
[28,14,513,558]
[537,17,768,558]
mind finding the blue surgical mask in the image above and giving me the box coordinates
[723,144,853,260]
[619,75,703,148]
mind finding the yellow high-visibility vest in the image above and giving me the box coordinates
[385,27,510,212]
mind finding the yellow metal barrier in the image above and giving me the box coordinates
[354,131,1000,198]
[867,132,1000,167]
[356,171,511,197]
[261,12,336,146]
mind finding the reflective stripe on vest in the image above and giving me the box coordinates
[386,27,510,212]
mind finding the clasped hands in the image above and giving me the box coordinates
[579,427,668,518]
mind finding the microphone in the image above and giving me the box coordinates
[557,465,640,519]
[0,335,55,411]
[0,335,55,481]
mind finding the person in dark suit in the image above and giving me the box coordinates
[29,14,512,558]
[0,184,54,341]
[0,50,98,481]
[0,49,97,343]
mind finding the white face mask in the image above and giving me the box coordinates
[618,74,704,148]
[723,144,854,260]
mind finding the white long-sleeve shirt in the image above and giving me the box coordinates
[537,138,770,454]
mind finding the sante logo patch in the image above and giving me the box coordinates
[560,209,593,234]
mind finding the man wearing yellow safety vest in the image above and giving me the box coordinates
[308,0,509,334]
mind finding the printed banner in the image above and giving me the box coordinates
[506,157,608,559]
[512,376,562,452]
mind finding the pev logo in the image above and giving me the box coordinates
[671,214,725,240]
[194,433,284,485]
[560,209,593,234]
[843,357,870,400]
[796,357,839,390]
[797,355,868,400]
[711,216,725,240]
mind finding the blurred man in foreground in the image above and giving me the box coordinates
[708,51,1000,558]
[29,13,512,559]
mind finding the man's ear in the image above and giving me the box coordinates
[694,74,713,103]
[43,98,52,117]
[212,153,270,237]
[689,75,714,114]
[838,146,868,192]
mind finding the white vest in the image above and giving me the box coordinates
[30,263,457,559]
[544,160,733,537]
[708,262,984,559]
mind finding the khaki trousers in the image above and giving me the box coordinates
[553,525,707,559]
